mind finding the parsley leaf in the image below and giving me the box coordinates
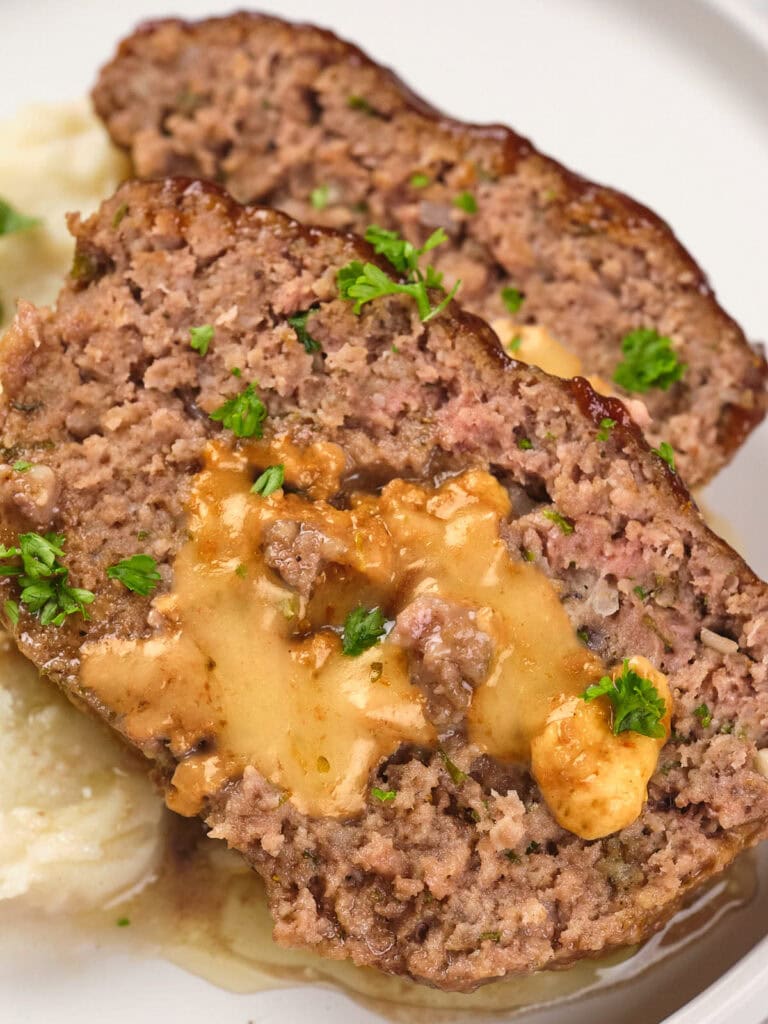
[453,191,477,214]
[347,95,376,115]
[107,554,161,596]
[4,599,19,625]
[501,286,524,313]
[0,197,41,236]
[338,226,460,322]
[251,464,285,497]
[651,441,676,472]
[596,417,617,442]
[439,749,467,785]
[694,703,712,728]
[371,787,396,803]
[12,460,32,472]
[517,437,533,451]
[581,659,667,738]
[310,184,329,210]
[210,383,268,438]
[287,306,322,353]
[0,532,94,626]
[542,509,574,535]
[613,329,686,393]
[341,606,386,656]
[189,324,214,356]
[507,335,522,353]
[410,172,430,188]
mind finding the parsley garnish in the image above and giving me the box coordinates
[439,749,467,785]
[112,203,129,228]
[526,841,541,855]
[347,95,377,115]
[310,185,329,210]
[501,286,524,313]
[210,383,268,438]
[107,554,161,596]
[410,172,430,188]
[581,659,667,738]
[4,599,19,625]
[0,197,40,236]
[596,417,617,442]
[454,191,477,214]
[479,931,501,943]
[517,437,533,451]
[251,464,284,497]
[189,324,213,356]
[230,367,242,378]
[12,460,32,472]
[0,532,94,626]
[613,329,686,393]
[341,606,386,656]
[287,306,322,353]
[116,917,130,928]
[371,787,396,803]
[338,225,460,322]
[633,585,648,600]
[694,703,712,728]
[651,441,676,472]
[542,509,574,535]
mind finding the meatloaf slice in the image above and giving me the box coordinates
[1,178,767,990]
[92,12,767,487]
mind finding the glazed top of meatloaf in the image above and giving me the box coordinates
[1,178,767,991]
[92,11,768,488]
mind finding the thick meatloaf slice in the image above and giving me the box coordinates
[2,178,767,991]
[91,12,767,488]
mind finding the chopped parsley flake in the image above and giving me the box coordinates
[0,197,40,236]
[371,787,396,803]
[210,383,268,438]
[12,460,32,472]
[251,464,285,497]
[4,599,19,625]
[507,335,522,353]
[501,286,524,313]
[613,328,686,393]
[287,306,322,353]
[339,225,460,322]
[439,749,467,785]
[347,95,376,115]
[479,931,501,943]
[0,532,94,626]
[525,841,541,855]
[235,563,248,579]
[453,191,477,214]
[310,184,330,210]
[542,509,574,535]
[576,627,589,644]
[581,659,667,738]
[517,437,533,451]
[694,703,712,728]
[410,172,431,188]
[107,554,161,596]
[596,417,617,442]
[189,324,214,356]
[341,606,386,656]
[523,549,536,562]
[116,917,130,928]
[230,367,242,378]
[112,204,128,228]
[633,585,648,600]
[504,849,521,863]
[651,441,676,472]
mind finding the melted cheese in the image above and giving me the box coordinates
[492,321,613,394]
[80,439,671,837]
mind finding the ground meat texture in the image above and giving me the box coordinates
[262,519,343,598]
[92,13,767,488]
[1,178,767,990]
[392,595,494,732]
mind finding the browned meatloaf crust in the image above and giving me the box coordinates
[92,11,767,488]
[2,178,767,990]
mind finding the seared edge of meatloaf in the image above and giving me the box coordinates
[91,11,768,486]
[0,178,766,989]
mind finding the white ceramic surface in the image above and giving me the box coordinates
[1,1,766,1022]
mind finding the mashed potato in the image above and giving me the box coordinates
[0,102,161,912]
[0,100,128,327]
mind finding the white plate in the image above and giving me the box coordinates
[1,1,767,1022]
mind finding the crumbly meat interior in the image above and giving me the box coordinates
[1,179,767,989]
[92,13,767,487]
